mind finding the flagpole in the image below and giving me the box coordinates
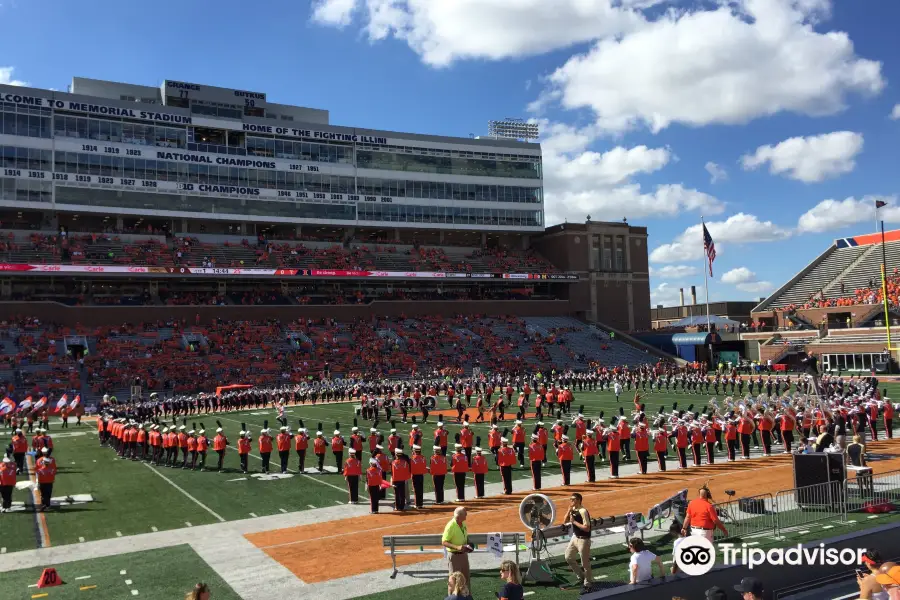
[881,219,893,372]
[702,216,713,370]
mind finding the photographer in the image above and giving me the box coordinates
[564,493,594,590]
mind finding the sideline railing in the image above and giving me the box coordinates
[712,469,900,542]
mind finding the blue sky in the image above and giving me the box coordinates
[1,0,899,306]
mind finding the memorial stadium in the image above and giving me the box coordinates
[2,75,900,600]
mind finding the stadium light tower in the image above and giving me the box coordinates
[488,118,539,141]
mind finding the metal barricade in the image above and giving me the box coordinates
[713,493,775,541]
[773,480,845,535]
[846,468,900,514]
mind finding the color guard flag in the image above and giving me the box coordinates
[0,397,15,416]
[54,394,69,414]
[69,395,81,410]
[17,398,33,413]
[32,396,47,412]
[703,223,717,277]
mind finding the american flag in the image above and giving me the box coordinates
[703,223,716,276]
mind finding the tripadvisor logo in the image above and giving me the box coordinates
[674,536,716,576]
[674,538,867,576]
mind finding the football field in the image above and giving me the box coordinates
[0,384,732,552]
[2,382,897,554]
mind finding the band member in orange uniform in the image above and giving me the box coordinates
[410,445,428,508]
[258,426,273,473]
[430,445,447,504]
[582,430,599,482]
[653,423,668,472]
[237,427,251,474]
[213,426,228,471]
[344,448,362,504]
[277,426,292,474]
[557,434,574,485]
[498,436,517,494]
[294,424,309,473]
[758,410,774,456]
[725,418,738,461]
[633,423,650,474]
[605,424,621,479]
[471,447,488,498]
[528,433,544,490]
[451,443,469,502]
[391,448,410,511]
[314,428,327,472]
[366,458,382,514]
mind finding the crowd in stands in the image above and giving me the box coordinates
[0,314,634,400]
[784,270,900,311]
[1,230,561,275]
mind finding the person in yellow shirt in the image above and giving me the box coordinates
[442,507,472,589]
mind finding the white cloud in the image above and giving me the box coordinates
[650,213,793,263]
[324,0,648,67]
[311,0,358,26]
[721,267,774,294]
[891,104,900,120]
[705,162,728,184]
[651,265,698,280]
[541,1,883,133]
[796,196,899,233]
[539,121,724,225]
[721,267,756,285]
[740,131,864,183]
[0,66,27,87]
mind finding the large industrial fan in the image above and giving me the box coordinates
[519,493,557,583]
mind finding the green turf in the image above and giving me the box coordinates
[351,511,900,600]
[0,544,242,600]
[2,381,899,553]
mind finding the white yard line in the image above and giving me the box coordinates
[75,575,91,580]
[141,462,225,522]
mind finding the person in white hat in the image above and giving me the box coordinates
[410,445,427,509]
[238,428,251,474]
[435,421,448,456]
[213,425,229,472]
[391,447,410,511]
[0,454,16,511]
[451,443,468,502]
[431,445,447,505]
[314,430,327,473]
[294,423,309,473]
[471,447,488,499]
[557,434,574,485]
[331,428,346,475]
[35,447,57,512]
[366,458,383,514]
[345,448,362,504]
[488,423,501,464]
[258,426,273,474]
[529,433,544,490]
[498,436,516,494]
[277,426,292,474]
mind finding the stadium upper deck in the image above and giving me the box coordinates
[0,76,544,237]
[754,228,900,313]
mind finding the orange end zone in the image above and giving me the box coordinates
[246,441,900,584]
